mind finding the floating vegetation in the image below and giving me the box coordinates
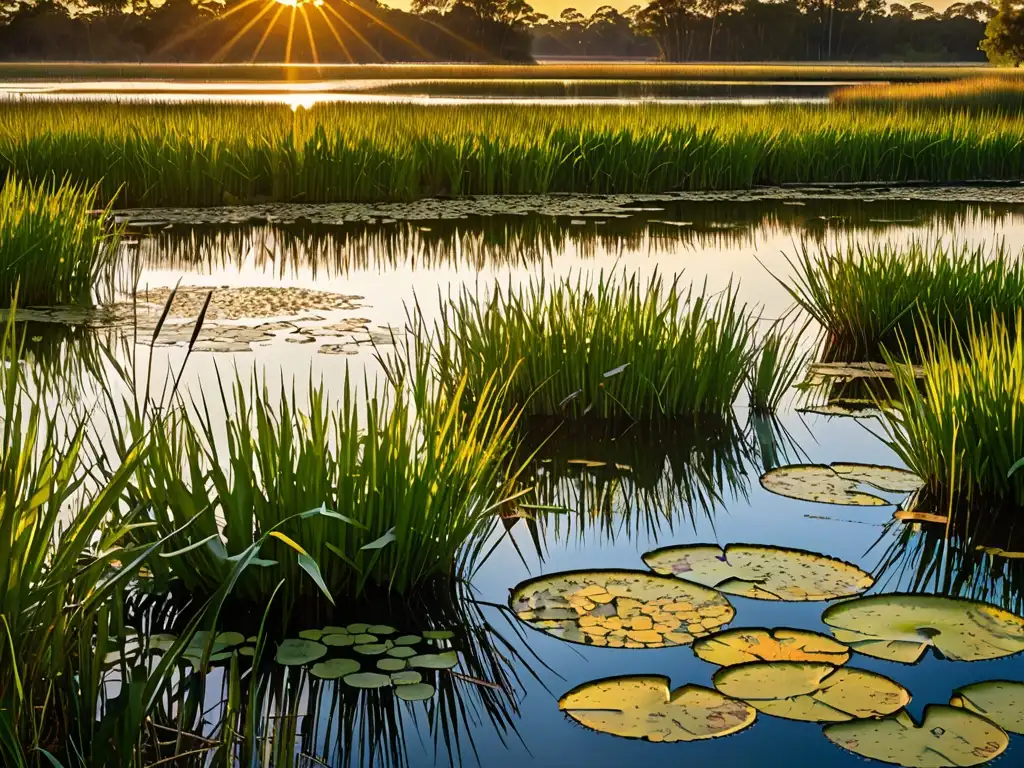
[782,239,1024,362]
[692,628,851,667]
[427,272,756,420]
[642,543,874,602]
[950,680,1024,735]
[712,662,909,723]
[821,594,1024,663]
[138,284,364,320]
[0,176,122,306]
[559,676,756,743]
[760,463,922,506]
[823,706,1009,767]
[510,570,734,648]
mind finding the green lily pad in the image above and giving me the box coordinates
[377,658,407,672]
[822,594,1024,663]
[391,670,423,685]
[760,463,921,506]
[322,626,348,635]
[323,634,355,647]
[216,632,246,647]
[343,672,391,689]
[642,544,873,602]
[395,683,436,702]
[275,638,328,666]
[239,647,255,657]
[352,634,377,644]
[408,651,459,669]
[692,628,850,667]
[713,662,909,722]
[367,625,396,635]
[824,705,1008,767]
[310,658,361,679]
[298,629,324,641]
[560,675,756,742]
[388,647,417,659]
[422,630,454,640]
[510,569,734,649]
[149,634,177,652]
[354,644,389,655]
[394,635,421,645]
[346,623,370,633]
[950,680,1024,734]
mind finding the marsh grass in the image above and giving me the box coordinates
[0,177,122,306]
[780,239,1024,362]
[426,272,757,420]
[4,102,1024,206]
[879,313,1024,515]
[834,77,1024,113]
[747,320,808,414]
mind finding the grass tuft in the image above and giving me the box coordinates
[833,77,1024,113]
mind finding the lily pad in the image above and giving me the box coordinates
[310,658,361,679]
[346,623,370,633]
[950,680,1024,734]
[352,634,377,644]
[367,624,396,635]
[559,675,756,743]
[149,634,177,653]
[692,628,851,667]
[391,670,423,685]
[822,594,1024,663]
[712,662,909,722]
[394,635,421,645]
[808,361,924,380]
[275,638,328,666]
[377,658,407,672]
[395,683,436,702]
[510,569,734,648]
[323,634,355,647]
[422,630,454,640]
[353,644,389,655]
[408,651,459,670]
[642,544,873,602]
[343,672,392,689]
[215,632,246,647]
[322,626,348,635]
[760,463,921,506]
[298,629,324,641]
[387,647,417,659]
[824,705,1008,767]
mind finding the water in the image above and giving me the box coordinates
[41,189,1024,767]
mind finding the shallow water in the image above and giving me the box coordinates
[39,190,1024,767]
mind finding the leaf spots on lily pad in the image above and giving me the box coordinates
[310,658,361,679]
[559,675,756,743]
[692,628,851,667]
[760,463,922,506]
[950,680,1024,735]
[822,594,1024,664]
[713,662,909,723]
[824,705,1008,767]
[510,569,734,649]
[642,544,873,602]
[275,638,328,666]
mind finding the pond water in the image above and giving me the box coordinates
[43,188,1024,767]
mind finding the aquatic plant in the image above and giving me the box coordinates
[747,321,808,414]
[4,102,1024,206]
[833,77,1024,113]
[426,272,756,420]
[0,177,122,306]
[780,239,1024,361]
[879,314,1024,515]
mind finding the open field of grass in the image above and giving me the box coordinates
[3,102,1024,206]
[0,61,1009,83]
[834,77,1024,112]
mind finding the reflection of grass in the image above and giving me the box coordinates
[880,314,1024,514]
[427,272,756,420]
[783,239,1024,362]
[0,177,121,306]
[5,102,1024,206]
[834,78,1024,113]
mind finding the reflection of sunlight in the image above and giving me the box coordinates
[285,93,323,110]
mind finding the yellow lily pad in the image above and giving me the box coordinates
[824,705,1009,767]
[712,662,909,722]
[642,544,873,602]
[822,594,1024,664]
[760,463,921,506]
[950,680,1024,735]
[692,628,850,667]
[559,675,756,743]
[510,569,735,648]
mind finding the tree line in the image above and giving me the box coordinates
[0,0,1003,63]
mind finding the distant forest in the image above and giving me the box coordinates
[0,0,994,63]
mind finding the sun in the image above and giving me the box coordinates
[273,0,323,6]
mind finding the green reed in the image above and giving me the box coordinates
[425,272,756,420]
[117,364,523,602]
[880,313,1024,514]
[780,239,1024,362]
[834,77,1024,113]
[0,177,122,306]
[2,102,1024,207]
[747,321,808,414]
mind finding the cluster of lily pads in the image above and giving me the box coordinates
[509,464,1024,767]
[123,623,459,704]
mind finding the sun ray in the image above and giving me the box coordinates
[151,0,266,58]
[285,7,298,65]
[416,16,493,60]
[252,4,288,63]
[312,4,352,63]
[321,3,386,63]
[336,0,435,60]
[299,6,321,68]
[212,0,279,63]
